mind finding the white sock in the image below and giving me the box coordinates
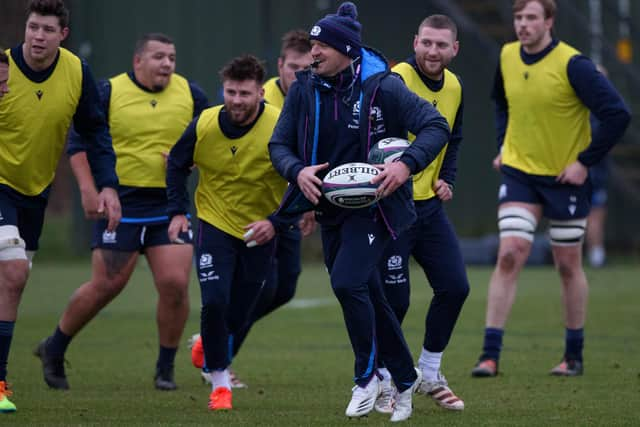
[210,368,231,390]
[378,367,391,382]
[589,246,606,267]
[418,348,443,382]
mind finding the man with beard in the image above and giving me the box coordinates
[35,33,208,392]
[167,54,286,411]
[1,0,120,412]
[188,30,313,389]
[471,0,630,378]
[375,14,468,414]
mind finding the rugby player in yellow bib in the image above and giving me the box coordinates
[35,33,209,392]
[376,14,468,413]
[471,0,630,379]
[167,55,286,411]
[188,30,312,389]
[0,0,120,413]
[263,30,313,111]
[229,28,313,380]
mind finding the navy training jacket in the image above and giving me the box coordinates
[269,47,450,238]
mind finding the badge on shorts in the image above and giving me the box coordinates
[102,230,117,244]
[387,255,403,270]
[199,253,213,269]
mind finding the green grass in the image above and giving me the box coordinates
[5,260,640,425]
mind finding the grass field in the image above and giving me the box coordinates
[4,259,639,425]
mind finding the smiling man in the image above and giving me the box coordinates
[375,14,468,413]
[269,2,451,422]
[0,0,120,413]
[166,55,287,411]
[35,33,209,393]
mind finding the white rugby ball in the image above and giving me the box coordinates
[322,162,380,209]
[367,137,410,164]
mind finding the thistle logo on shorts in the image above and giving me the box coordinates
[102,230,117,244]
[368,233,375,245]
[198,253,219,282]
[387,255,402,271]
[199,253,213,269]
[310,26,321,36]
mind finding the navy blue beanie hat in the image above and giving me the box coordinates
[310,2,362,59]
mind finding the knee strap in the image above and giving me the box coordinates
[0,225,28,261]
[498,206,537,242]
[549,218,587,246]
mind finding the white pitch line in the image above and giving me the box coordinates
[286,297,336,309]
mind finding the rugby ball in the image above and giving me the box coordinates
[322,162,380,208]
[367,137,410,164]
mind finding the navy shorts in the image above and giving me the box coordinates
[91,219,193,252]
[0,184,47,251]
[499,165,591,220]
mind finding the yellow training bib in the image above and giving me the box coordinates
[193,104,287,238]
[392,63,461,200]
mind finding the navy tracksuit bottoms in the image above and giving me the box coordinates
[321,211,417,391]
[231,226,302,356]
[381,198,469,352]
[196,220,275,371]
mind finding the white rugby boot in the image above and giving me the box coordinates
[374,378,396,414]
[390,368,422,422]
[418,371,465,411]
[345,375,380,418]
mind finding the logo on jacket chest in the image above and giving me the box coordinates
[349,100,386,135]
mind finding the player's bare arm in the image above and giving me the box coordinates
[69,152,101,218]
